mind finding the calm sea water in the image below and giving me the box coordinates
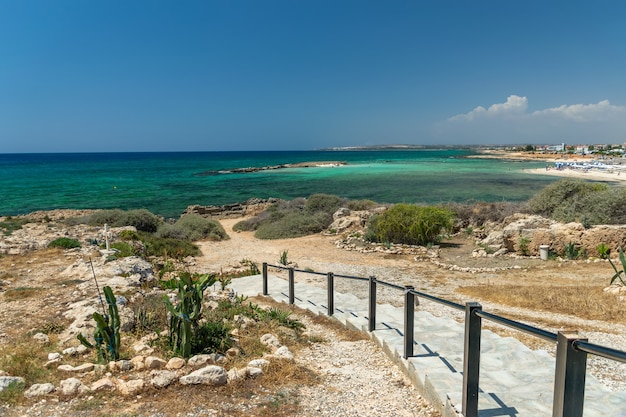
[0,150,554,218]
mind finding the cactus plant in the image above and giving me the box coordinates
[77,286,121,363]
[162,272,216,358]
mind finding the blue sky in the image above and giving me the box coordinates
[2,1,626,152]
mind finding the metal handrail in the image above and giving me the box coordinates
[409,288,464,311]
[475,310,558,343]
[260,262,626,417]
[574,340,626,363]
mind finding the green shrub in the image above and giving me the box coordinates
[305,193,344,215]
[367,204,454,246]
[255,211,331,239]
[48,237,81,249]
[75,209,163,232]
[191,321,232,354]
[156,214,228,241]
[346,199,378,211]
[597,243,611,259]
[119,230,140,241]
[109,242,139,258]
[518,236,530,256]
[564,241,582,260]
[143,236,201,259]
[0,217,30,236]
[527,179,622,225]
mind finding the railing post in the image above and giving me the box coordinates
[327,272,334,316]
[403,286,415,359]
[288,268,295,305]
[262,262,268,296]
[368,275,377,332]
[553,331,587,417]
[462,302,482,417]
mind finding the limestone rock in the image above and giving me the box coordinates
[273,346,293,360]
[247,366,264,378]
[179,365,228,386]
[248,359,269,368]
[0,376,25,391]
[260,333,281,351]
[115,378,145,396]
[24,383,56,398]
[166,357,186,370]
[145,356,166,369]
[187,354,217,368]
[130,355,145,371]
[59,378,90,396]
[227,367,248,382]
[33,332,49,345]
[91,377,116,392]
[150,370,178,388]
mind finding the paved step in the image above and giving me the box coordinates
[229,274,626,417]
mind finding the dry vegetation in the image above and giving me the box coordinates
[457,284,626,323]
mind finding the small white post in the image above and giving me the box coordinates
[104,223,110,251]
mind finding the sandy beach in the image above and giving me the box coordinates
[476,149,626,183]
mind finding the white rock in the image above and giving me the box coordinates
[115,378,145,396]
[260,333,281,351]
[33,332,49,344]
[0,376,25,391]
[166,357,186,370]
[59,378,90,396]
[248,359,269,368]
[179,365,227,386]
[145,356,166,369]
[187,354,217,368]
[91,377,116,392]
[24,383,56,398]
[150,370,178,388]
[247,366,264,378]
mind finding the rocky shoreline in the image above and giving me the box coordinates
[195,160,347,176]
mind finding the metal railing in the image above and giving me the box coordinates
[261,263,626,417]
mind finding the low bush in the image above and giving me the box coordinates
[305,193,344,214]
[48,237,81,249]
[255,211,331,239]
[367,203,454,246]
[119,230,141,241]
[346,199,378,211]
[69,209,163,232]
[142,236,200,258]
[446,201,529,230]
[527,179,626,225]
[109,242,140,258]
[0,217,31,236]
[156,214,228,241]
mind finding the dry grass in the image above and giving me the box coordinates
[458,284,626,323]
[3,287,42,301]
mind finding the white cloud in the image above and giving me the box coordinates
[448,95,528,121]
[531,100,625,122]
[437,96,626,144]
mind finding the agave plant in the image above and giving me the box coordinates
[608,247,626,286]
[77,286,121,363]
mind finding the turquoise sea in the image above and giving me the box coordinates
[0,149,555,218]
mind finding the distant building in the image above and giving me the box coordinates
[545,143,565,152]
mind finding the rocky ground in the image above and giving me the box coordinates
[1,209,625,416]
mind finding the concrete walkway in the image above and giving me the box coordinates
[229,274,626,417]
